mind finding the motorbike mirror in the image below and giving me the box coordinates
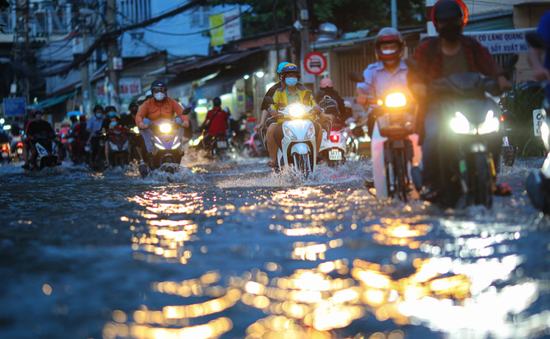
[182,107,192,115]
[526,32,546,49]
[263,96,276,105]
[349,71,365,83]
[503,54,519,71]
[404,58,421,72]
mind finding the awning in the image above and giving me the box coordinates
[168,50,262,74]
[28,92,76,110]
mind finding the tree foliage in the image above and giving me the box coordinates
[207,0,424,37]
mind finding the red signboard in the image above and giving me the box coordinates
[304,52,327,76]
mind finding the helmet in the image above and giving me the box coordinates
[213,97,221,107]
[320,78,333,88]
[374,27,405,62]
[280,63,300,77]
[433,0,463,21]
[151,79,167,91]
[277,62,290,74]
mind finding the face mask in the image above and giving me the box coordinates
[285,77,298,87]
[108,113,117,118]
[35,114,42,120]
[439,24,462,41]
[96,113,103,119]
[154,92,166,101]
[382,49,397,55]
[110,122,116,127]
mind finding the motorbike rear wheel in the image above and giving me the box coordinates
[394,150,409,202]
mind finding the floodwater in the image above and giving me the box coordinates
[1,155,550,339]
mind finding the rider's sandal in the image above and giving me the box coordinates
[267,161,279,169]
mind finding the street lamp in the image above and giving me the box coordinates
[244,74,250,80]
[255,71,265,78]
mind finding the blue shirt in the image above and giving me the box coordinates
[356,60,409,99]
[87,117,104,134]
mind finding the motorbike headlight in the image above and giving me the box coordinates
[159,123,172,133]
[385,92,407,108]
[284,127,298,141]
[3,125,11,131]
[289,105,305,118]
[154,142,166,150]
[450,112,473,134]
[172,142,181,149]
[132,126,140,134]
[304,125,315,140]
[542,121,550,150]
[477,110,500,135]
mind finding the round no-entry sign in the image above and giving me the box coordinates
[304,52,327,75]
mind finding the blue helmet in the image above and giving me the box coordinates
[277,62,290,74]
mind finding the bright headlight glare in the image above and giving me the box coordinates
[450,112,472,134]
[289,105,305,118]
[284,127,298,141]
[385,92,407,108]
[477,110,500,135]
[304,125,315,140]
[132,126,139,134]
[159,123,172,133]
[172,142,181,149]
[154,142,166,150]
[3,125,11,130]
[542,122,549,147]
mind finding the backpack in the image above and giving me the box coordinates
[318,95,340,115]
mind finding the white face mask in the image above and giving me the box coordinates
[154,92,166,101]
[382,49,397,55]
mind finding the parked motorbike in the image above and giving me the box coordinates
[31,131,59,170]
[405,54,518,209]
[107,127,130,168]
[264,96,318,177]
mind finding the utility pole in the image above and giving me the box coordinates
[106,0,120,110]
[391,0,397,29]
[296,0,313,87]
[79,9,92,115]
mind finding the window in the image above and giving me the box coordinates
[119,0,151,24]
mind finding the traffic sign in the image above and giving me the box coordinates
[304,52,327,75]
[3,97,27,117]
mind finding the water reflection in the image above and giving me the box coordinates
[105,187,545,339]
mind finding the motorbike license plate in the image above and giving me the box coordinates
[217,141,228,149]
[329,150,342,161]
[17,149,23,154]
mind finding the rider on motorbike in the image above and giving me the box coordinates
[136,80,190,171]
[254,62,290,133]
[525,9,550,210]
[407,0,512,199]
[101,106,118,133]
[120,102,144,163]
[317,78,347,126]
[87,105,105,165]
[266,63,329,168]
[104,115,126,167]
[200,97,229,147]
[26,110,61,170]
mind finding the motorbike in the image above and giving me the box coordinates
[405,54,518,209]
[107,127,130,168]
[87,132,108,170]
[264,96,318,177]
[127,126,142,163]
[0,126,12,164]
[31,131,59,170]
[319,124,347,167]
[245,131,269,157]
[140,108,191,178]
[207,133,230,159]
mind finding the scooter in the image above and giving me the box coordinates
[264,96,318,177]
[127,126,142,163]
[32,131,59,170]
[319,124,347,167]
[88,132,107,171]
[107,127,130,168]
[405,54,518,209]
[139,108,191,178]
[207,133,230,160]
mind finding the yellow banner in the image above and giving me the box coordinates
[209,13,224,47]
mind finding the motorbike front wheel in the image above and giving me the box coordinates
[473,154,494,208]
[293,153,312,177]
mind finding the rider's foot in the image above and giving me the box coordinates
[21,163,30,170]
[267,161,279,169]
[364,181,375,188]
[420,186,438,202]
[494,184,512,196]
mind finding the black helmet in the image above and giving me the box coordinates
[151,79,167,91]
[213,97,221,107]
[433,0,463,21]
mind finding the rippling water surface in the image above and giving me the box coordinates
[1,156,550,339]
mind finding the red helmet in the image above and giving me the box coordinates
[320,78,333,88]
[374,27,405,62]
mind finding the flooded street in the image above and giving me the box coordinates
[2,156,550,339]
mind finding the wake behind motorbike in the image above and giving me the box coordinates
[406,54,518,209]
[264,96,318,177]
